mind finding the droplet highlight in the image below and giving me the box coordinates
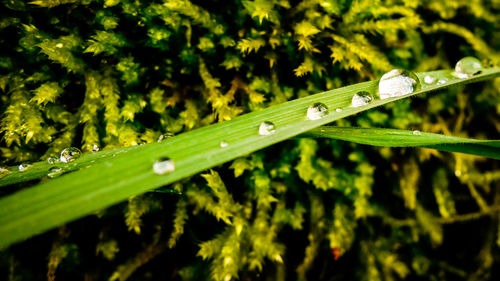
[335,108,342,113]
[48,167,63,178]
[306,103,329,120]
[60,147,82,163]
[351,91,374,107]
[378,69,420,99]
[92,144,100,152]
[18,163,32,172]
[455,57,482,78]
[412,130,422,136]
[220,141,228,148]
[423,75,436,84]
[153,157,175,175]
[437,79,447,85]
[158,132,175,142]
[259,121,276,136]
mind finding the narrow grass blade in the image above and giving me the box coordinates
[303,127,500,159]
[0,68,499,249]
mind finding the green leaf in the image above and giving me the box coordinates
[1,67,499,249]
[302,127,500,159]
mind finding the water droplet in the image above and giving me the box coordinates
[158,132,175,142]
[48,167,63,178]
[92,145,100,152]
[412,130,422,135]
[60,147,82,163]
[0,167,9,179]
[437,79,447,85]
[220,141,228,148]
[378,69,420,99]
[423,75,436,84]
[55,43,63,48]
[335,108,342,112]
[351,91,374,107]
[306,103,329,120]
[455,57,482,78]
[18,163,32,172]
[259,121,276,136]
[47,156,59,164]
[153,157,175,175]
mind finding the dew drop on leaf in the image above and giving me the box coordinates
[424,75,436,84]
[220,141,228,148]
[437,79,447,85]
[259,121,276,136]
[60,147,82,163]
[158,132,175,142]
[18,163,32,172]
[412,130,422,135]
[47,156,59,164]
[455,57,482,78]
[48,167,63,178]
[335,108,342,112]
[378,69,420,99]
[351,91,374,107]
[306,103,329,120]
[92,144,100,152]
[153,157,175,175]
[0,167,9,179]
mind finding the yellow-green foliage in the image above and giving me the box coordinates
[1,0,500,280]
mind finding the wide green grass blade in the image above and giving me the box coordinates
[303,127,500,159]
[0,68,499,249]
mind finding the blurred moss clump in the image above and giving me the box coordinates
[1,0,500,280]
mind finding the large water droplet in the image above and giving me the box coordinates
[0,167,9,179]
[378,69,420,99]
[48,167,63,178]
[18,163,32,172]
[60,147,82,163]
[47,156,59,164]
[455,57,482,78]
[423,75,436,84]
[220,141,228,148]
[351,91,374,107]
[158,132,175,142]
[153,157,175,175]
[259,121,276,136]
[306,103,329,120]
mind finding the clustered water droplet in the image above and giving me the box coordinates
[423,75,436,84]
[158,132,175,142]
[0,167,9,179]
[378,69,420,99]
[455,57,482,78]
[47,156,59,164]
[259,121,276,136]
[351,91,374,107]
[18,163,32,172]
[60,147,82,163]
[220,141,228,148]
[153,157,175,175]
[48,167,63,178]
[306,103,329,120]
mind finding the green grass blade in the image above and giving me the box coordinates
[1,68,499,249]
[303,127,500,159]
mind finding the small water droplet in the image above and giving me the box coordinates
[378,69,420,99]
[18,163,32,172]
[48,167,63,178]
[55,43,63,48]
[351,91,374,107]
[423,75,436,84]
[60,147,82,163]
[47,156,59,164]
[335,108,342,112]
[455,57,482,78]
[259,121,276,136]
[153,157,175,175]
[412,130,422,135]
[437,79,447,85]
[158,132,175,142]
[92,145,100,152]
[306,103,329,120]
[0,167,9,179]
[220,141,228,148]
